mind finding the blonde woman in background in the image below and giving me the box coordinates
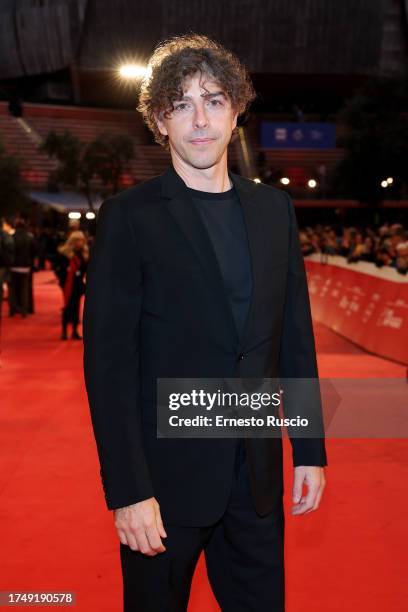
[54,231,89,340]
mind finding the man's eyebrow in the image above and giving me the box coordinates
[176,91,227,101]
[202,91,227,99]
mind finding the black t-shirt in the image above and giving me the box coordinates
[187,184,252,342]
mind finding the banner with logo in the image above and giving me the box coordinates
[260,122,336,149]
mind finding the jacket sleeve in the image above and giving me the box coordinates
[83,197,154,510]
[278,192,328,468]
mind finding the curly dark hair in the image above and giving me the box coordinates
[137,33,256,148]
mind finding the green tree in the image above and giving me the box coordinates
[39,131,135,209]
[92,133,134,195]
[39,131,95,210]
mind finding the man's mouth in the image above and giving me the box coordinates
[190,138,215,144]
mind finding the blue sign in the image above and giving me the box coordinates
[260,122,336,149]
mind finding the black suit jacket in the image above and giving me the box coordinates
[83,165,327,526]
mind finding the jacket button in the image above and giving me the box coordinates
[237,353,245,361]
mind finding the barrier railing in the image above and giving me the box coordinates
[305,254,408,365]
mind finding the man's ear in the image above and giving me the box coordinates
[154,110,168,137]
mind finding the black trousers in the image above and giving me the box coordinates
[61,291,81,328]
[10,271,30,316]
[120,440,285,611]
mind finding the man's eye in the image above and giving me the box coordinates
[209,99,223,106]
[174,103,189,111]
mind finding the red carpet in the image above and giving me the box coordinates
[1,270,407,611]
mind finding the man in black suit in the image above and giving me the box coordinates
[83,33,327,612]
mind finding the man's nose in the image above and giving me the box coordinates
[193,105,208,129]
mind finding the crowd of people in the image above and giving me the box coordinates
[0,217,89,340]
[299,222,408,274]
[0,215,406,343]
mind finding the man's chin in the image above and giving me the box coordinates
[186,153,224,170]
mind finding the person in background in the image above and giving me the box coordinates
[9,218,36,318]
[2,218,16,316]
[299,228,316,256]
[67,218,81,236]
[0,217,15,319]
[347,232,365,263]
[375,247,393,268]
[322,227,339,255]
[54,230,88,340]
[338,227,354,257]
[395,229,408,275]
[359,236,376,263]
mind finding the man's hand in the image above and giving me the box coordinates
[114,497,167,556]
[292,466,326,515]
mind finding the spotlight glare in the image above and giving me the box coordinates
[253,177,261,184]
[68,212,81,219]
[86,211,96,220]
[386,177,393,184]
[280,177,290,185]
[380,180,388,188]
[119,64,149,79]
[308,179,317,189]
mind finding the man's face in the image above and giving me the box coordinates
[155,73,238,170]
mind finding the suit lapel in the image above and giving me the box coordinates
[160,165,261,352]
[229,171,262,353]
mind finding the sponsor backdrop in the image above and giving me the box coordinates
[305,256,408,365]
